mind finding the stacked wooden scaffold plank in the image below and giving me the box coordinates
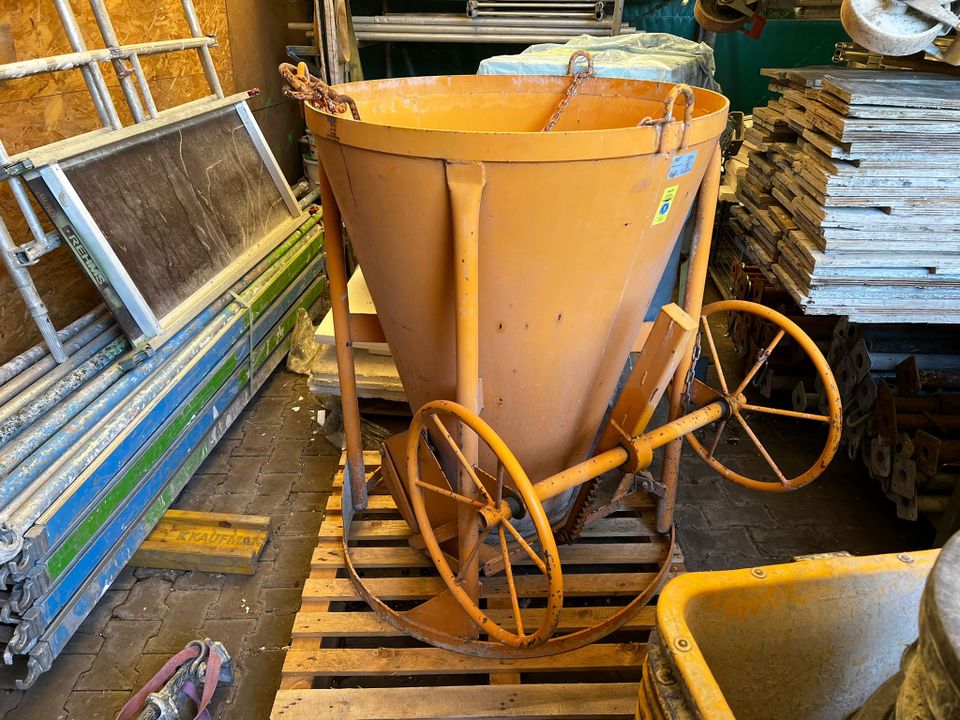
[272,453,683,720]
[732,66,960,323]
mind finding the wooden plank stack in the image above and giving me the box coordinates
[272,452,682,720]
[734,67,960,323]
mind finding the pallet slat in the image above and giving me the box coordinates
[313,541,671,569]
[273,683,640,719]
[302,572,661,602]
[292,605,658,637]
[317,514,658,540]
[281,643,646,677]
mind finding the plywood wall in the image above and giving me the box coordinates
[0,0,309,363]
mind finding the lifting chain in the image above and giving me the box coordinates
[682,331,703,411]
[279,62,361,121]
[541,50,596,132]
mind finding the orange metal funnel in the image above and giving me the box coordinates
[307,74,728,516]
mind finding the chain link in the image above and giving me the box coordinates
[541,50,596,133]
[279,62,361,121]
[682,331,702,411]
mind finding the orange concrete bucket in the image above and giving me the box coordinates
[305,69,729,519]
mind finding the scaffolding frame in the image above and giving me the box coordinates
[0,1,298,363]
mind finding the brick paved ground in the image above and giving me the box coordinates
[0,302,933,718]
[0,370,339,720]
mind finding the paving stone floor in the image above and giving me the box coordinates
[0,370,339,720]
[0,305,933,718]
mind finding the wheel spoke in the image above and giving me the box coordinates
[734,329,785,397]
[733,411,788,485]
[501,517,547,574]
[415,480,487,509]
[454,527,487,584]
[496,461,504,506]
[701,317,729,395]
[428,413,495,505]
[740,403,830,424]
[707,418,728,459]
[498,526,525,637]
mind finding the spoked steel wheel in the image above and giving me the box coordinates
[686,300,843,492]
[405,399,563,649]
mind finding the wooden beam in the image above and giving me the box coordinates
[272,682,640,719]
[280,643,646,678]
[130,510,270,575]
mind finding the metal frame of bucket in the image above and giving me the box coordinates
[294,64,844,658]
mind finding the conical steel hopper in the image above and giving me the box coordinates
[283,59,844,658]
[306,72,729,521]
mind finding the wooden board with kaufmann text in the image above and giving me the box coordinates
[270,452,683,720]
[730,67,960,324]
[130,510,270,575]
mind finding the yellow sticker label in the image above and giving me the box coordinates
[652,185,679,226]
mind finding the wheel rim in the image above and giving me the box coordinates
[694,0,750,32]
[405,399,563,648]
[685,300,843,492]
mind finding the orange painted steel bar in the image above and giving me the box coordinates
[535,399,728,504]
[316,166,367,510]
[657,144,723,533]
[447,162,487,613]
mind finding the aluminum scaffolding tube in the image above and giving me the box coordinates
[0,220,67,367]
[0,324,122,426]
[87,0,149,121]
[51,0,121,130]
[0,38,220,81]
[181,0,224,97]
[0,307,104,388]
[0,312,113,409]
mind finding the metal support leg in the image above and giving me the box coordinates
[317,166,367,510]
[445,161,486,623]
[88,0,147,122]
[181,0,224,97]
[52,0,121,130]
[657,145,722,533]
[0,217,67,364]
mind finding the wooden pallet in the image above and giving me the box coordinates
[271,452,682,719]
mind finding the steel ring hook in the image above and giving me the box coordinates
[659,84,696,152]
[566,50,595,77]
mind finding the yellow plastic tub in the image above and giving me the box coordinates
[641,550,938,719]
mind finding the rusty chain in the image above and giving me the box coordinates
[682,332,702,411]
[541,50,596,132]
[278,62,361,121]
